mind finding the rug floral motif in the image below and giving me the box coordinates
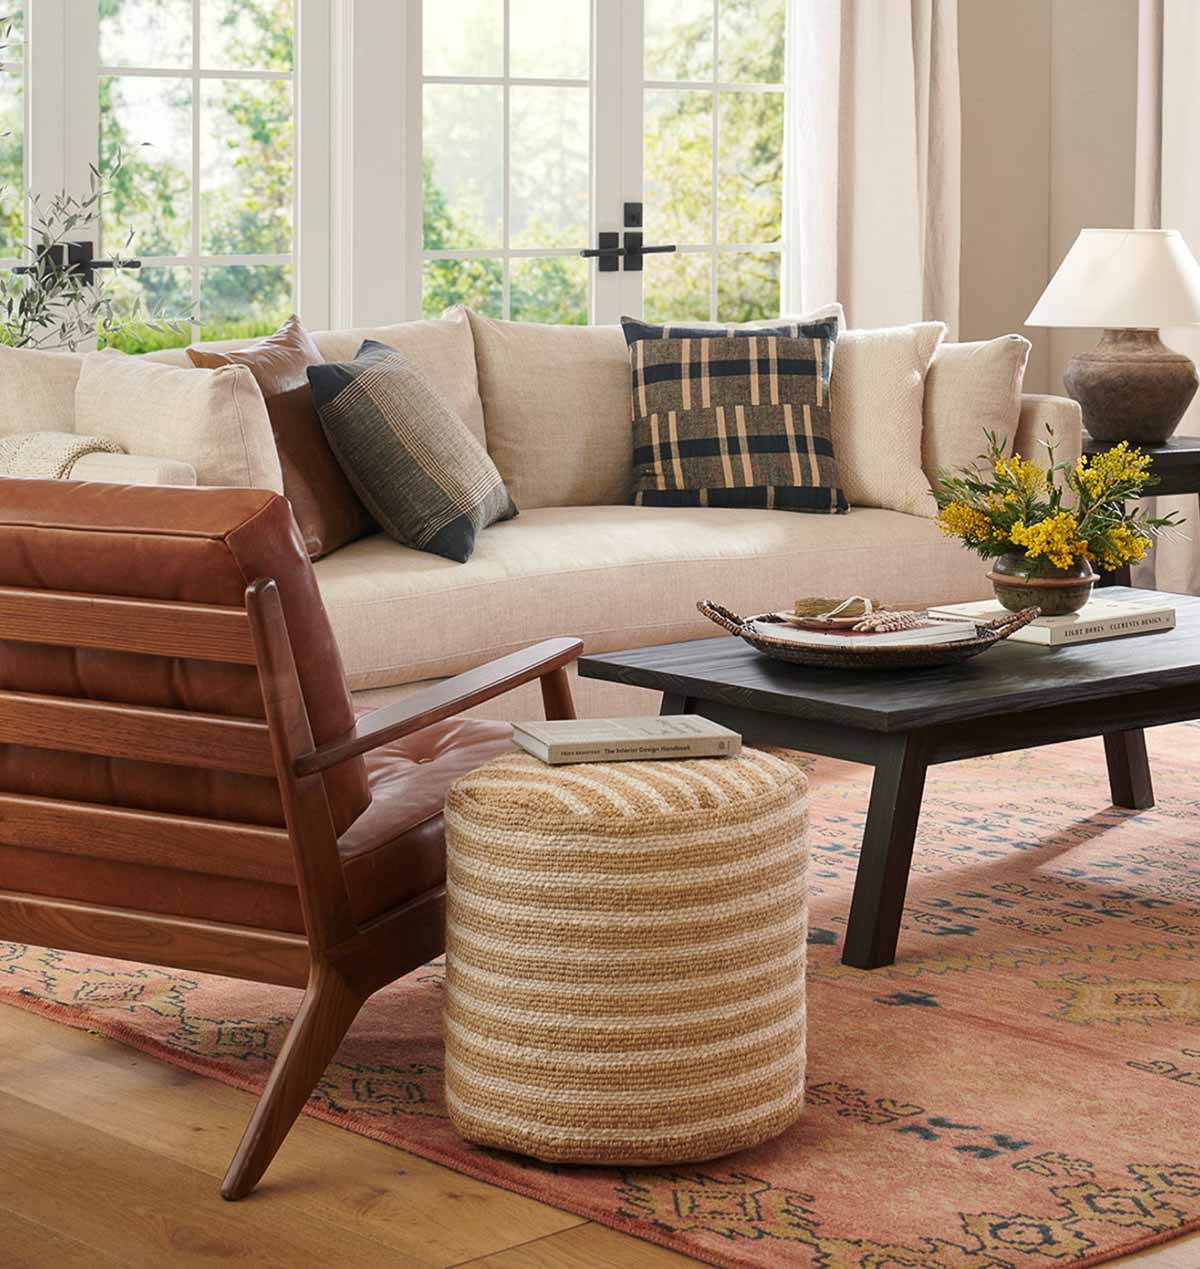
[3,728,1200,1268]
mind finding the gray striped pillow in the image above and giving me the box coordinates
[308,341,516,562]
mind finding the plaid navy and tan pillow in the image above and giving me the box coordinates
[308,341,516,563]
[621,316,847,513]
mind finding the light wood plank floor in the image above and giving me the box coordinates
[1,1008,1195,1268]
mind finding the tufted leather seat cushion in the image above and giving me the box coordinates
[342,717,514,924]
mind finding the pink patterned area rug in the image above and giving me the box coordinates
[3,728,1200,1268]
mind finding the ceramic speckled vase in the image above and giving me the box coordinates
[987,552,1098,616]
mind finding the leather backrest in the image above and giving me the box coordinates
[0,479,370,832]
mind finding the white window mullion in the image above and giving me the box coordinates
[709,0,719,322]
[190,0,202,340]
[500,0,511,319]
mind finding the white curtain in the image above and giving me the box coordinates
[782,0,960,335]
[1133,0,1200,593]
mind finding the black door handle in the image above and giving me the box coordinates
[581,228,677,273]
[622,232,675,272]
[12,240,141,287]
[580,232,623,272]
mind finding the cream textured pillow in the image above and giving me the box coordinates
[923,334,1032,480]
[466,312,632,509]
[0,345,83,436]
[75,352,283,492]
[830,322,945,517]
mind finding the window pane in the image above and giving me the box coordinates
[100,264,194,353]
[645,0,712,82]
[423,84,502,250]
[201,78,294,255]
[99,0,192,69]
[199,263,293,339]
[3,6,23,59]
[0,69,23,258]
[510,0,588,80]
[644,90,712,245]
[717,250,779,322]
[422,258,501,319]
[510,256,587,324]
[717,90,782,245]
[719,0,785,83]
[510,86,588,251]
[201,0,294,72]
[423,0,502,77]
[101,76,193,257]
[643,251,712,324]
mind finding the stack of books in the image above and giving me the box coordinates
[512,716,741,765]
[927,594,1176,647]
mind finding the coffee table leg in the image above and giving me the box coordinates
[1104,729,1155,810]
[843,732,929,970]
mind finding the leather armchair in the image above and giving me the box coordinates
[0,479,580,1199]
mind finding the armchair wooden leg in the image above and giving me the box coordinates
[540,665,576,720]
[221,961,366,1201]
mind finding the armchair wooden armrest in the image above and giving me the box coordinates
[294,637,583,776]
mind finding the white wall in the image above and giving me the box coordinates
[958,0,1139,396]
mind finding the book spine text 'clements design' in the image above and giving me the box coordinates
[1047,611,1175,646]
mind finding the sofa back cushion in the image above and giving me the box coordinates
[75,351,284,492]
[466,311,633,509]
[923,334,1032,479]
[148,308,487,450]
[0,479,369,834]
[0,346,83,436]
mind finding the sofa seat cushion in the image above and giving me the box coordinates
[313,505,993,691]
[340,718,513,923]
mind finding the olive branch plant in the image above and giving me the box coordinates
[0,14,188,350]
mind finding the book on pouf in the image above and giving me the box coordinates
[512,716,741,765]
[928,594,1176,646]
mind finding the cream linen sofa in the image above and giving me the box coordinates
[8,310,1082,720]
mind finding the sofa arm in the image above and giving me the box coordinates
[72,451,198,487]
[1015,394,1083,468]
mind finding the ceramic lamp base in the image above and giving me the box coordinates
[1063,328,1198,445]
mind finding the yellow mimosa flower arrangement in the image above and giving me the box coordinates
[931,432,1183,614]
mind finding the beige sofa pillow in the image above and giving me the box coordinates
[0,345,83,436]
[75,352,284,491]
[466,312,632,508]
[830,321,945,517]
[923,334,1032,479]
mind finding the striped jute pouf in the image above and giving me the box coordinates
[443,747,810,1165]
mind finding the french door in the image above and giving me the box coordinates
[15,0,330,350]
[409,0,786,326]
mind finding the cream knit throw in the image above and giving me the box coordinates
[443,747,810,1165]
[0,430,124,479]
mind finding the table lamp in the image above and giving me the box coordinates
[1026,228,1200,444]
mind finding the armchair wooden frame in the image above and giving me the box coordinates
[0,576,581,1200]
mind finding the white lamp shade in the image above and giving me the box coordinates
[1026,228,1200,329]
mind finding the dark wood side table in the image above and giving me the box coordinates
[1084,434,1200,587]
[579,588,1200,970]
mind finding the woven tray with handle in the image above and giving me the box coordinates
[697,600,1040,671]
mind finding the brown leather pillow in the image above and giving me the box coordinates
[186,312,321,396]
[187,315,374,560]
[268,384,377,560]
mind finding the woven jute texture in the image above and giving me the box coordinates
[443,747,810,1165]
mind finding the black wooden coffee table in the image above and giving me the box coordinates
[579,587,1200,970]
